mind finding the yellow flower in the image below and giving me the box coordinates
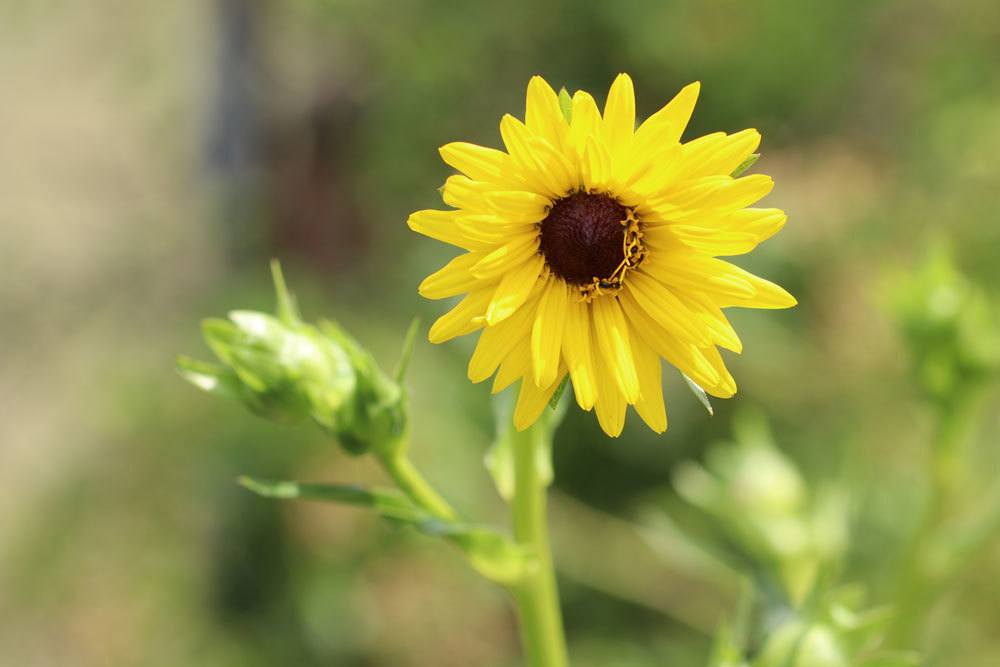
[409,74,796,436]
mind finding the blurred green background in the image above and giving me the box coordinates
[2,1,999,665]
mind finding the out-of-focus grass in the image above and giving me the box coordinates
[1,0,999,665]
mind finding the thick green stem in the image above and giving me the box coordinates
[379,448,457,521]
[510,423,569,667]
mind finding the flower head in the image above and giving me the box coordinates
[409,74,796,436]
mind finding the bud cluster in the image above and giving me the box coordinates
[177,261,407,457]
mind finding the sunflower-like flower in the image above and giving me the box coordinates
[409,74,796,436]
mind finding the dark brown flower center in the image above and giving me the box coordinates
[539,192,629,285]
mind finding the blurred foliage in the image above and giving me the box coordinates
[2,0,1000,666]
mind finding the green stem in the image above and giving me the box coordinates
[510,422,569,667]
[379,448,457,522]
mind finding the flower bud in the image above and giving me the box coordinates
[178,261,410,457]
[885,245,1000,404]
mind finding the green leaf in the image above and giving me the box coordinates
[394,316,421,383]
[270,258,301,325]
[558,87,573,122]
[731,153,760,178]
[683,373,714,415]
[548,375,569,409]
[239,476,421,521]
[239,476,533,584]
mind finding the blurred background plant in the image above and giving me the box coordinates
[2,0,1000,665]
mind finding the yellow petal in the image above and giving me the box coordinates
[428,290,493,343]
[722,268,798,309]
[468,292,539,382]
[624,137,683,192]
[591,297,640,403]
[407,209,491,251]
[500,114,575,197]
[531,278,569,387]
[562,298,598,410]
[603,73,636,158]
[643,251,758,301]
[418,252,488,299]
[619,289,722,390]
[633,81,700,146]
[525,75,568,151]
[658,224,762,256]
[441,175,495,211]
[631,334,667,433]
[680,129,761,180]
[581,135,613,192]
[439,142,524,188]
[649,174,775,220]
[486,253,545,324]
[569,91,602,159]
[625,271,711,345]
[493,337,531,393]
[470,233,540,280]
[513,368,567,431]
[698,344,737,398]
[710,208,787,241]
[677,291,743,353]
[485,190,551,222]
[592,355,626,437]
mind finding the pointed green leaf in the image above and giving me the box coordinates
[238,476,421,521]
[548,375,569,409]
[558,87,573,122]
[239,476,532,584]
[270,259,301,325]
[394,316,421,383]
[683,373,714,415]
[731,153,760,178]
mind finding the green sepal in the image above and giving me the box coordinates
[269,259,301,325]
[558,87,573,122]
[176,355,246,403]
[394,316,421,383]
[548,375,569,409]
[239,476,534,584]
[731,153,760,178]
[682,373,714,415]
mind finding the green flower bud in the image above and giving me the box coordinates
[196,311,356,425]
[756,621,848,667]
[885,244,1000,404]
[178,261,411,457]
